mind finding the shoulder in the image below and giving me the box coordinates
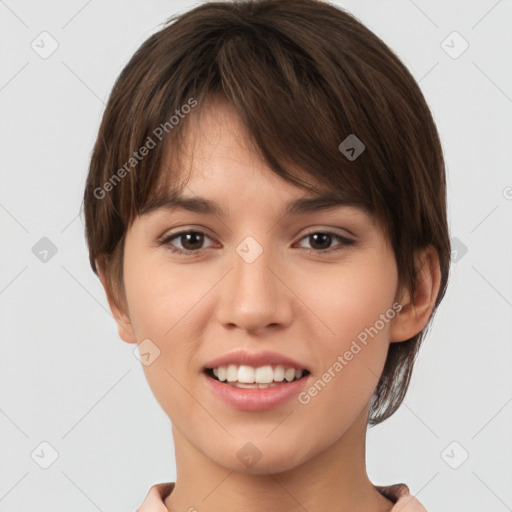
[376,483,428,511]
[137,481,428,512]
[135,482,175,512]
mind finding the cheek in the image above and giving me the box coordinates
[297,255,398,408]
[122,250,210,412]
[304,254,398,349]
[123,252,201,339]
[123,261,208,374]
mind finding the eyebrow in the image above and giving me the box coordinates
[139,192,369,218]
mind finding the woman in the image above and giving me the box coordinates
[83,1,450,510]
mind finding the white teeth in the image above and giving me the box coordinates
[217,367,227,382]
[227,382,280,389]
[226,364,238,382]
[274,365,285,381]
[284,368,296,382]
[209,364,306,384]
[237,365,255,383]
[254,365,274,383]
[232,382,257,389]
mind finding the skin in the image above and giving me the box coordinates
[99,95,441,512]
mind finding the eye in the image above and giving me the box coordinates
[296,231,355,253]
[159,230,215,255]
[159,229,355,256]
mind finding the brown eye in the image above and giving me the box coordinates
[178,232,205,251]
[297,231,355,253]
[160,230,214,255]
[308,233,332,250]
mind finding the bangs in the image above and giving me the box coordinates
[114,11,400,237]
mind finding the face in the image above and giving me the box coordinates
[112,96,407,474]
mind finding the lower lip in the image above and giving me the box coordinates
[202,371,309,412]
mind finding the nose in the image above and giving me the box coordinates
[215,238,293,335]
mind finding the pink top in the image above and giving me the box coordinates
[136,481,427,511]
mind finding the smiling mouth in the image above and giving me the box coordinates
[204,367,310,389]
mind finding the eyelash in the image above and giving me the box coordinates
[158,229,355,257]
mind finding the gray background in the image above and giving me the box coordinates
[1,1,511,511]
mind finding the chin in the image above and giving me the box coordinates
[210,438,314,476]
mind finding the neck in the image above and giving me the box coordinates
[164,408,393,512]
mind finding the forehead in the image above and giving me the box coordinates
[143,98,374,222]
[152,99,303,192]
[167,95,271,177]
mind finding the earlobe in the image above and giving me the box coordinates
[96,261,138,344]
[390,246,441,343]
[113,313,138,345]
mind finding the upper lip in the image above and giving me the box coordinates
[204,349,309,371]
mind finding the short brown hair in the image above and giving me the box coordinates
[83,0,450,425]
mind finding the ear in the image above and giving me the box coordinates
[390,246,442,343]
[96,261,137,344]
